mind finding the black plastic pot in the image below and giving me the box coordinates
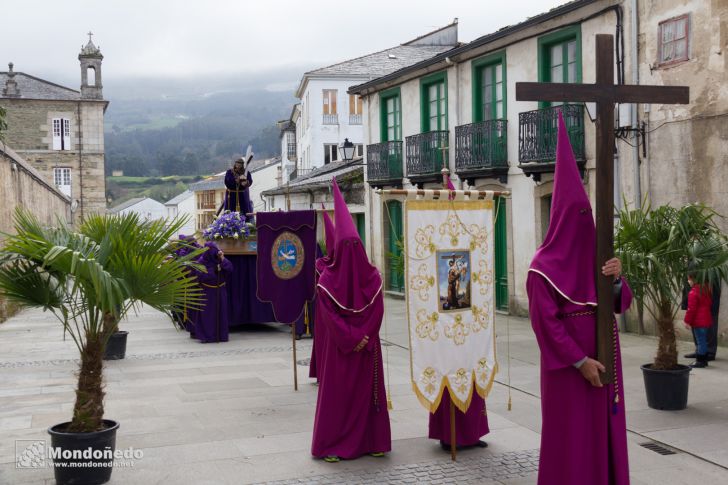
[48,419,120,485]
[641,363,691,410]
[103,331,128,361]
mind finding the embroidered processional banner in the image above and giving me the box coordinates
[405,199,497,413]
[256,211,317,323]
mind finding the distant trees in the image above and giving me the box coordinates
[104,89,293,177]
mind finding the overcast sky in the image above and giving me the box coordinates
[1,0,565,85]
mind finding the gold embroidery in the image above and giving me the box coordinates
[439,214,461,246]
[421,367,438,395]
[471,304,490,332]
[444,314,470,345]
[468,224,488,252]
[454,368,469,395]
[471,260,493,296]
[415,310,439,341]
[414,225,436,258]
[477,358,489,383]
[409,263,435,302]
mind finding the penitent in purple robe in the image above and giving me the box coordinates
[526,113,631,485]
[311,179,391,459]
[527,273,631,485]
[309,210,335,380]
[194,242,233,343]
[429,390,489,447]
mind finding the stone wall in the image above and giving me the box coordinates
[0,144,71,322]
[0,98,107,218]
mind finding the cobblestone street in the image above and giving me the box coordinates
[1,300,727,484]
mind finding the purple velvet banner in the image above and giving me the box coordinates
[256,211,317,324]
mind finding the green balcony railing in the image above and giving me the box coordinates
[366,141,403,186]
[455,119,508,178]
[406,131,449,180]
[518,104,585,164]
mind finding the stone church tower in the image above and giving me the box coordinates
[0,34,109,220]
[79,34,103,100]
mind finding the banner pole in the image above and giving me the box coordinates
[450,399,457,461]
[292,322,298,391]
[374,189,510,199]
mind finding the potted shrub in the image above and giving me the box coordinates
[0,210,201,484]
[616,202,728,410]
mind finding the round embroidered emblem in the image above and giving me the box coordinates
[271,231,304,280]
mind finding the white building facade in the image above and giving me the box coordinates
[353,0,713,318]
[279,21,460,185]
[164,190,196,236]
[109,197,166,221]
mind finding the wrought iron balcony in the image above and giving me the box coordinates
[455,119,508,184]
[349,113,362,125]
[405,131,449,186]
[290,167,313,181]
[366,141,403,188]
[518,104,585,181]
[322,113,339,125]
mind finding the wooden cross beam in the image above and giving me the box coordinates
[516,34,689,384]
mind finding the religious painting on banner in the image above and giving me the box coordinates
[256,211,317,323]
[405,199,497,413]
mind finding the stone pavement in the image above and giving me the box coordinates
[0,299,726,484]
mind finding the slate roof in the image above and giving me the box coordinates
[188,175,225,192]
[109,197,147,213]
[350,0,600,95]
[164,190,193,206]
[0,72,84,101]
[248,156,281,173]
[296,22,459,96]
[262,158,363,196]
[303,44,456,79]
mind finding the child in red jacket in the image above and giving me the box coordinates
[684,274,713,368]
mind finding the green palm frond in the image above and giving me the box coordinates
[0,260,64,310]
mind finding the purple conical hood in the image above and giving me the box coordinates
[315,209,336,275]
[318,178,382,312]
[332,178,359,244]
[323,210,335,257]
[529,111,597,306]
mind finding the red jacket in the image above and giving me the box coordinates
[684,285,713,328]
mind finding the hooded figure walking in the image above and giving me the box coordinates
[309,210,336,382]
[311,180,391,462]
[526,113,632,485]
[194,242,233,343]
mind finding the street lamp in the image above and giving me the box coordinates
[339,138,356,162]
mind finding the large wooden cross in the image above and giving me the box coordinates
[516,34,689,384]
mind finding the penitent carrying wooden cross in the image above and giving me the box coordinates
[516,34,689,384]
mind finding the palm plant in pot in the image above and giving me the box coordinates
[615,202,728,410]
[0,210,202,485]
[78,213,202,360]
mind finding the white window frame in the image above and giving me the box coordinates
[658,14,690,66]
[52,118,72,151]
[324,144,338,165]
[53,167,72,197]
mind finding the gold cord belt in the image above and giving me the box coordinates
[202,282,226,289]
[560,310,597,318]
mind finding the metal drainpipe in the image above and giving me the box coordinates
[77,102,84,221]
[631,0,641,208]
[446,57,459,186]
